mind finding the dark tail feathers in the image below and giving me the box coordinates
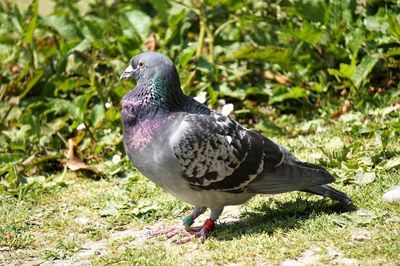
[301,185,352,205]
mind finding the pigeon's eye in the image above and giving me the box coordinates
[138,61,145,69]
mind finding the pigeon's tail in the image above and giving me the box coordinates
[247,161,337,194]
[301,185,352,205]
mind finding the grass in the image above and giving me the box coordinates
[1,101,399,265]
[1,1,399,264]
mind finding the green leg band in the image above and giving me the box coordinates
[183,215,194,231]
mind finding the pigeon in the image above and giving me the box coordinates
[120,52,351,241]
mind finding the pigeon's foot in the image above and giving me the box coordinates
[149,225,186,238]
[150,219,215,244]
[173,219,215,244]
[150,208,220,243]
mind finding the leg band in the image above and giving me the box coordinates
[183,215,194,227]
[203,219,215,231]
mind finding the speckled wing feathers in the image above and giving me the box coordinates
[172,113,284,192]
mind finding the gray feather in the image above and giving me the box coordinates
[246,161,335,194]
[301,185,352,205]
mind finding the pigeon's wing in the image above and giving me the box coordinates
[171,112,335,194]
[170,112,284,192]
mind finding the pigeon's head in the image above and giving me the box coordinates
[120,52,180,86]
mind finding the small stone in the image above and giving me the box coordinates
[351,230,370,241]
[75,217,90,225]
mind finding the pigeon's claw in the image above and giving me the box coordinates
[172,218,215,244]
[150,225,185,238]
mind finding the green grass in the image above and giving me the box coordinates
[1,103,399,265]
[1,0,399,264]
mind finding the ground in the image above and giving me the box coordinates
[1,106,400,265]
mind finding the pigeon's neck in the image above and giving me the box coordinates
[121,77,187,126]
[128,79,185,107]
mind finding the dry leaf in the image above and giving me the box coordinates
[382,186,400,203]
[66,138,106,174]
[264,71,290,85]
[145,33,157,51]
[22,154,36,165]
[274,73,290,85]
[331,100,352,119]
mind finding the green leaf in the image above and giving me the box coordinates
[176,43,198,68]
[90,103,105,128]
[20,70,43,99]
[351,54,380,88]
[289,0,328,24]
[281,22,321,45]
[364,16,389,32]
[40,15,79,40]
[124,10,151,41]
[148,0,170,22]
[388,14,400,39]
[23,0,38,44]
[232,45,292,69]
[328,0,354,26]
[164,7,186,44]
[328,63,356,79]
[218,83,246,100]
[269,87,307,104]
[2,125,31,151]
[69,93,93,122]
[0,153,25,166]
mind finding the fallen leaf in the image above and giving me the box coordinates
[274,74,290,85]
[21,154,36,165]
[145,33,157,51]
[331,100,352,119]
[354,171,376,186]
[66,138,106,174]
[383,157,400,170]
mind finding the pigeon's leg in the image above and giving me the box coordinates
[175,207,223,243]
[182,206,207,231]
[195,207,223,238]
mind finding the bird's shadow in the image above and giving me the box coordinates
[214,197,356,241]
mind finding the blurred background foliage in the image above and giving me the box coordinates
[0,0,399,197]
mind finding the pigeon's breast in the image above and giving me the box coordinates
[124,117,166,151]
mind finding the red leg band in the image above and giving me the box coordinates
[203,219,215,231]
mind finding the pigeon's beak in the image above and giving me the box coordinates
[120,64,136,80]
